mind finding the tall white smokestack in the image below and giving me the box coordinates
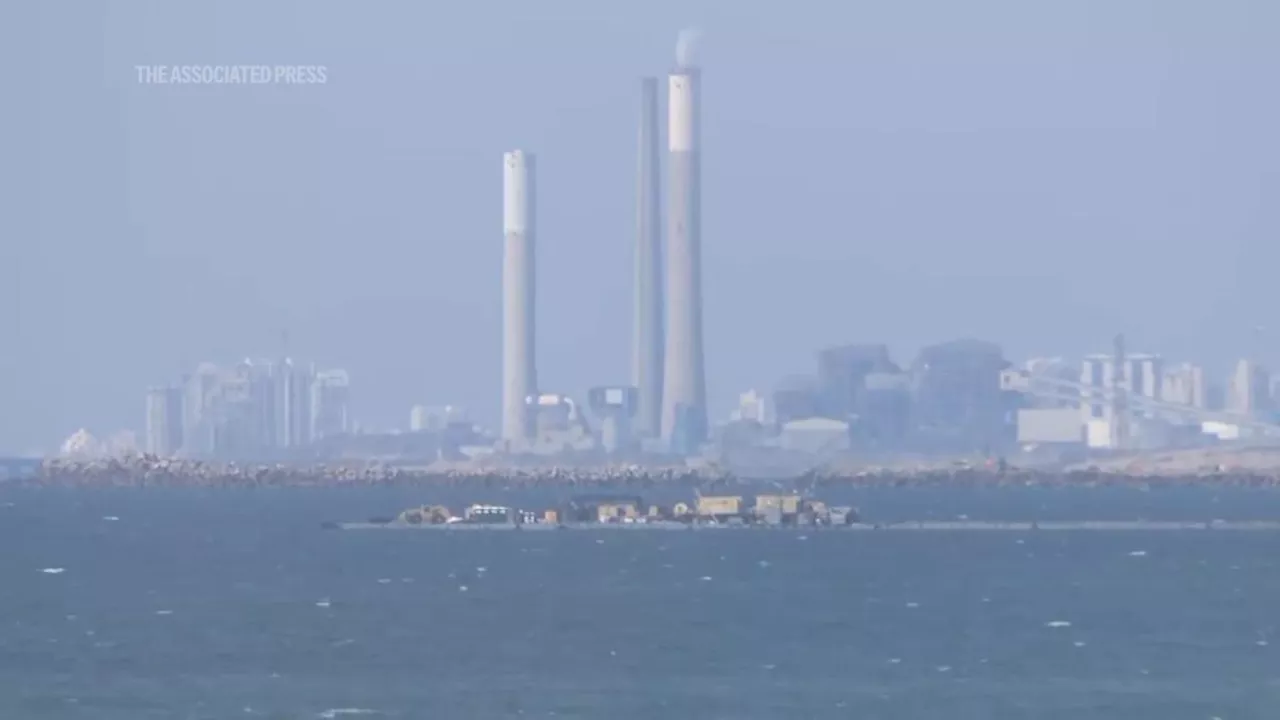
[633,78,664,439]
[661,32,708,450]
[502,150,537,443]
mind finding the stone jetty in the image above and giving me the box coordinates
[30,455,733,489]
[18,454,1280,489]
[798,466,1280,489]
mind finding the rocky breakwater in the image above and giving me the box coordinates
[26,455,1280,490]
[31,455,736,489]
[799,465,1280,489]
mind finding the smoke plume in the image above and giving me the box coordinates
[676,27,702,68]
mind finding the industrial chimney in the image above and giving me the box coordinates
[502,151,537,443]
[633,77,664,439]
[660,35,708,450]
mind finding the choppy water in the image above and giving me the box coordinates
[2,486,1279,719]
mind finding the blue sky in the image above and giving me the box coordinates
[6,0,1278,452]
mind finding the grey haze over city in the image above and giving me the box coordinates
[6,0,1279,454]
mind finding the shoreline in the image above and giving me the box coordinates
[15,457,1280,490]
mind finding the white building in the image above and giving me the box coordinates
[1080,352,1163,420]
[276,359,314,449]
[729,390,768,424]
[181,363,221,456]
[410,405,466,432]
[779,417,850,454]
[409,405,429,432]
[310,369,351,440]
[144,386,184,456]
[1016,408,1084,445]
[1227,359,1271,418]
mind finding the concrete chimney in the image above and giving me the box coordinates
[502,151,537,442]
[633,78,664,439]
[661,60,707,449]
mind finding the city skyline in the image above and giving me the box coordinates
[10,2,1280,453]
[116,339,1280,462]
[138,357,352,460]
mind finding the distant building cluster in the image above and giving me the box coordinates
[749,339,1012,457]
[1011,351,1279,450]
[144,359,350,459]
[708,338,1280,462]
[122,28,1275,467]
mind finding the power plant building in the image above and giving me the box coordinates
[1080,352,1163,421]
[502,150,538,443]
[588,386,639,453]
[910,339,1011,452]
[661,49,708,452]
[1162,362,1207,409]
[816,344,897,420]
[632,77,664,440]
[772,375,820,426]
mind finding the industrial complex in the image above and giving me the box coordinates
[498,34,710,456]
[108,32,1280,473]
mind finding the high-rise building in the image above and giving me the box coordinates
[409,405,429,432]
[660,40,708,451]
[181,363,221,456]
[211,361,260,458]
[146,387,167,455]
[246,360,279,449]
[633,77,664,439]
[502,150,538,444]
[277,359,313,449]
[161,357,326,459]
[144,385,183,456]
[1227,359,1271,418]
[310,369,351,440]
[203,359,280,456]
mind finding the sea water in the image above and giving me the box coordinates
[1,486,1278,719]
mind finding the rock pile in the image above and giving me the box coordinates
[33,455,734,489]
[24,455,1280,489]
[798,466,1280,489]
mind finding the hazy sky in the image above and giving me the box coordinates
[6,0,1278,453]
